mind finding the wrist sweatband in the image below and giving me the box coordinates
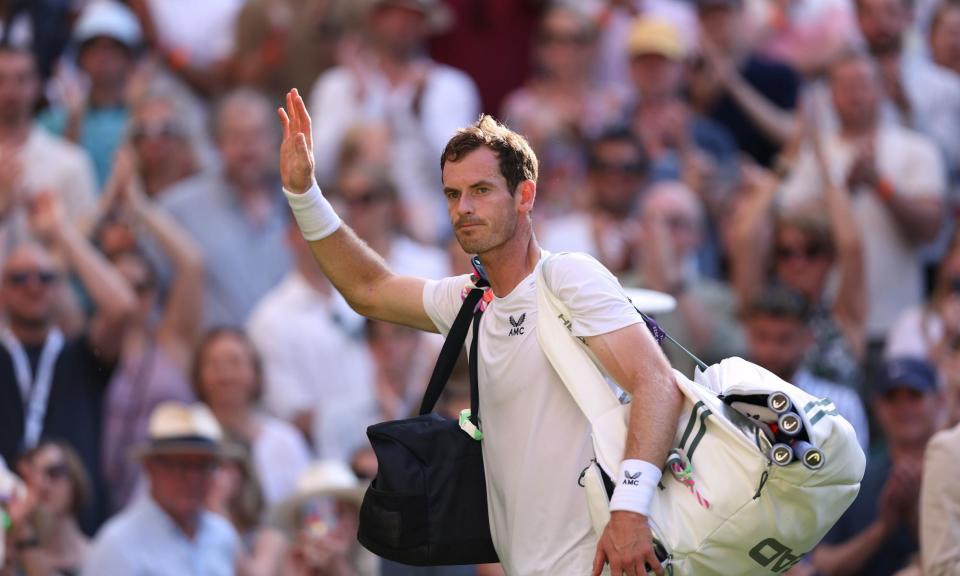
[283,183,342,241]
[609,459,662,517]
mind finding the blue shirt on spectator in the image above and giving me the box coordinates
[82,494,239,576]
[39,105,128,188]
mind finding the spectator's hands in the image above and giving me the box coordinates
[27,192,67,243]
[630,209,681,295]
[278,89,316,194]
[879,457,923,533]
[845,140,879,190]
[0,145,24,218]
[593,511,664,576]
[51,61,90,121]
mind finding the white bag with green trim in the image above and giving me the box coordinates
[535,257,865,576]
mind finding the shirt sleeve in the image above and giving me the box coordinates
[922,428,960,576]
[422,274,473,336]
[543,252,643,338]
[81,532,137,576]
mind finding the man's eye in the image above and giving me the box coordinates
[476,188,489,194]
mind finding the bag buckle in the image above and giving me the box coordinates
[459,409,483,441]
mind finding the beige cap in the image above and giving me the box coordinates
[627,18,685,60]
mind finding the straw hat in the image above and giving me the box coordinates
[626,18,686,61]
[271,460,367,533]
[132,402,225,460]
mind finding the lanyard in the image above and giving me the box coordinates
[1,327,65,449]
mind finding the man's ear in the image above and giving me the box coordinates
[516,180,536,214]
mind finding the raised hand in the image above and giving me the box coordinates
[278,88,316,194]
[27,191,68,242]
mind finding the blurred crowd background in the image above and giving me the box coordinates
[0,0,959,574]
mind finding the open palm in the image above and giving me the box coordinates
[278,88,316,194]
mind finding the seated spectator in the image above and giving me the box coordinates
[812,358,944,575]
[307,0,480,241]
[10,441,90,575]
[338,165,449,280]
[160,89,291,328]
[929,0,960,77]
[779,49,945,384]
[501,5,624,159]
[247,216,376,460]
[0,45,97,239]
[127,92,200,199]
[730,152,865,390]
[206,442,286,576]
[920,409,960,575]
[82,402,240,575]
[93,150,203,512]
[0,193,136,533]
[539,129,647,274]
[192,328,311,505]
[40,1,142,186]
[273,461,378,576]
[688,0,801,167]
[626,181,747,376]
[741,284,869,451]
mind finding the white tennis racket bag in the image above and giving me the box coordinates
[535,257,865,576]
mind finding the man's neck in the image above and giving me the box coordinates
[478,230,541,298]
[88,84,125,109]
[151,495,201,540]
[0,118,32,146]
[8,321,51,347]
[840,120,878,142]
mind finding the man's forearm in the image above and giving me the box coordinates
[623,353,684,470]
[54,224,135,322]
[882,192,943,244]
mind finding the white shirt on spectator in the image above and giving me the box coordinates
[886,305,944,360]
[252,414,312,504]
[422,251,642,576]
[22,125,97,220]
[145,0,245,66]
[779,124,946,338]
[388,235,451,280]
[247,272,378,462]
[82,494,239,576]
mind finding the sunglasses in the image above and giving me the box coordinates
[774,245,827,261]
[4,270,59,287]
[130,121,184,142]
[344,191,391,207]
[592,161,647,175]
[153,457,218,475]
[42,462,70,482]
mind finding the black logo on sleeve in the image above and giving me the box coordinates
[623,470,641,486]
[508,313,526,336]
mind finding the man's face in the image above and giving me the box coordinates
[629,54,683,100]
[874,387,941,446]
[217,103,276,186]
[146,454,218,520]
[0,245,60,329]
[698,4,741,53]
[443,147,525,255]
[830,58,880,131]
[0,50,39,125]
[744,315,810,381]
[588,139,646,216]
[370,4,429,58]
[857,0,909,55]
[340,173,395,240]
[77,37,134,91]
[931,6,960,71]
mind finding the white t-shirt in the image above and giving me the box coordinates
[253,414,313,505]
[422,252,642,576]
[145,0,244,66]
[779,124,946,338]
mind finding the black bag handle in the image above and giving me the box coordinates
[418,262,489,416]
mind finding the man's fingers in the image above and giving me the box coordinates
[592,544,606,576]
[646,551,665,575]
[287,90,301,135]
[278,107,291,140]
[296,133,310,159]
[293,88,313,147]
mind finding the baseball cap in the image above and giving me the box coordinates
[73,1,143,48]
[627,18,685,60]
[875,357,939,395]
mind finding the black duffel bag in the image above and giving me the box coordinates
[358,275,499,565]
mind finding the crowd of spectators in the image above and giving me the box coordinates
[1,0,959,574]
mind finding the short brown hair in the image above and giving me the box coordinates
[440,115,538,195]
[191,327,264,405]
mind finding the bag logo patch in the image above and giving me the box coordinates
[623,470,641,486]
[508,313,526,336]
[749,538,804,573]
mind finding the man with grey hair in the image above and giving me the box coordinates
[161,88,291,327]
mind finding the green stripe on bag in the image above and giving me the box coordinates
[679,401,706,449]
[687,408,713,461]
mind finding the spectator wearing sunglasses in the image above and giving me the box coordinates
[730,159,865,392]
[10,441,91,576]
[127,93,199,200]
[539,128,648,275]
[0,192,136,534]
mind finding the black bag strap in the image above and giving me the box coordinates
[468,311,483,427]
[418,264,489,416]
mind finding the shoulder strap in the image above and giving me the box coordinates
[418,270,488,416]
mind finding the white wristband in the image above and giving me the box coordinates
[283,183,342,241]
[609,459,662,517]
